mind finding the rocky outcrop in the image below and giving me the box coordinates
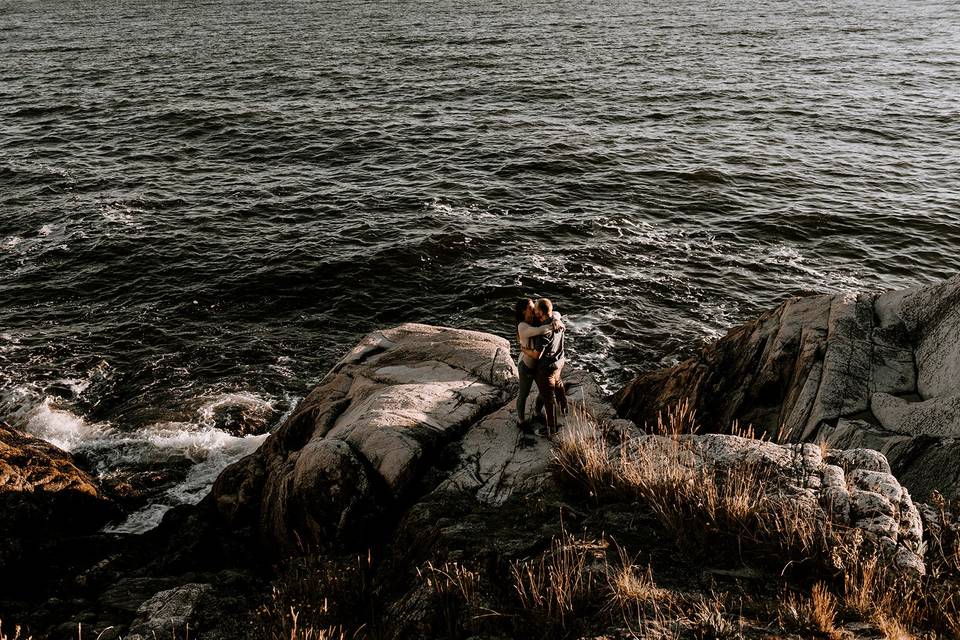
[0,421,116,540]
[209,323,520,554]
[615,274,960,500]
[617,434,925,577]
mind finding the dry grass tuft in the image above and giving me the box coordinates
[0,621,29,640]
[652,399,699,436]
[605,544,676,627]
[776,584,840,638]
[876,616,914,640]
[809,583,839,637]
[553,416,614,496]
[511,533,607,629]
[841,547,887,618]
[417,561,484,636]
[250,553,373,640]
[690,595,742,640]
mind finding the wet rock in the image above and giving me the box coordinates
[0,421,117,541]
[203,393,277,437]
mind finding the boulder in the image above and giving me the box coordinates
[0,421,116,540]
[124,583,212,640]
[209,324,518,553]
[615,274,960,500]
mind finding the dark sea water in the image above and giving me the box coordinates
[2,0,959,531]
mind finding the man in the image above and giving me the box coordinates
[531,298,568,434]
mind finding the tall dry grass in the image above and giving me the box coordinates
[251,552,374,640]
[776,583,840,638]
[553,405,960,638]
[0,621,28,640]
[417,561,484,636]
[511,533,606,630]
[553,409,833,571]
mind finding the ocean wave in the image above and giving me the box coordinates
[24,396,112,452]
[4,383,280,534]
[104,422,268,534]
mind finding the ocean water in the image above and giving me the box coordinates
[2,0,958,532]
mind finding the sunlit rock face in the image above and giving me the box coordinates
[210,323,520,553]
[615,274,960,501]
[0,421,116,539]
[207,322,616,557]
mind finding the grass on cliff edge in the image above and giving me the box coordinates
[552,404,960,639]
[250,404,960,640]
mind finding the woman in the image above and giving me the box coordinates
[514,298,563,430]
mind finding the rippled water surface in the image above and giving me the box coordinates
[2,0,959,530]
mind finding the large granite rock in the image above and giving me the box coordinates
[209,323,519,553]
[615,275,960,500]
[616,434,925,577]
[0,421,116,540]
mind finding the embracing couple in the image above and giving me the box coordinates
[514,297,568,436]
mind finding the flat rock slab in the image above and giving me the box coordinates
[435,365,614,506]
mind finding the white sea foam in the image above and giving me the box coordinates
[1,236,22,251]
[7,382,277,535]
[105,422,268,534]
[53,376,93,397]
[24,397,111,452]
[426,199,497,220]
[37,224,53,237]
[97,390,282,533]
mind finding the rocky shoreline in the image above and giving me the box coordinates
[3,277,960,639]
[616,273,960,501]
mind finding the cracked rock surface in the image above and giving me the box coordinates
[615,274,960,500]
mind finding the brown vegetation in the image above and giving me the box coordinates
[245,404,960,639]
[0,621,29,640]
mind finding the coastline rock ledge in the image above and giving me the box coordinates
[207,323,607,554]
[616,273,960,501]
